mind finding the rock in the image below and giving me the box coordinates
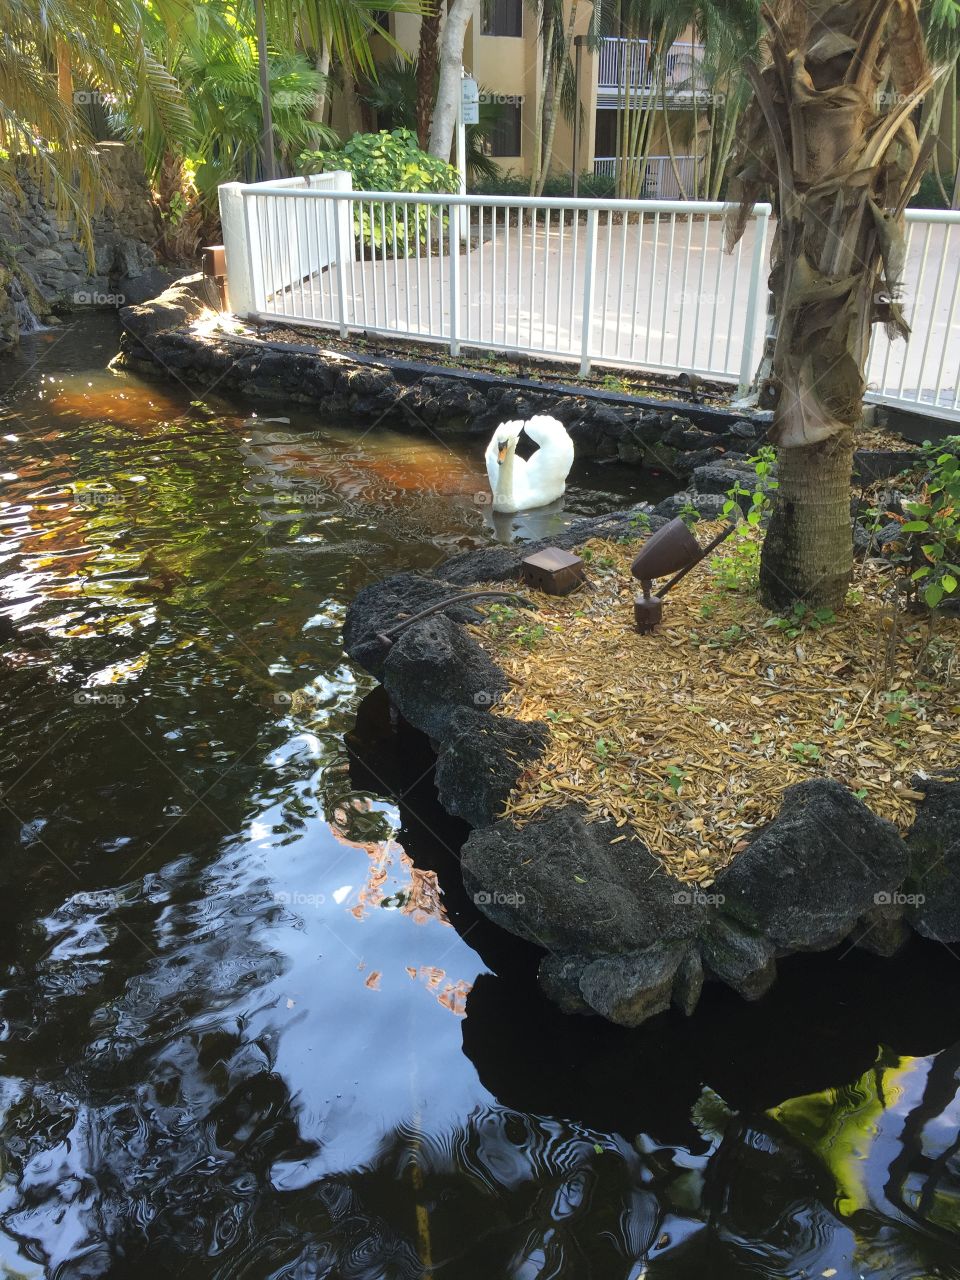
[116,267,182,307]
[434,707,548,827]
[577,942,691,1026]
[725,418,765,445]
[461,809,705,956]
[381,613,508,742]
[906,776,960,942]
[343,572,491,679]
[691,463,759,496]
[714,779,909,951]
[701,916,777,999]
[663,418,722,451]
[854,901,910,956]
[853,449,918,485]
[118,275,208,349]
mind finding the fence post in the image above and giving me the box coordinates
[332,195,349,338]
[449,202,461,357]
[739,202,771,395]
[218,182,258,317]
[579,207,599,377]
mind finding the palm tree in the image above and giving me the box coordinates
[725,0,934,609]
[0,0,189,257]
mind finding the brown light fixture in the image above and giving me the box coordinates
[521,547,586,596]
[631,517,736,632]
[200,245,228,309]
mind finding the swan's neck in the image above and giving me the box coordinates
[495,449,518,504]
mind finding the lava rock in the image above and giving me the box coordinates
[461,809,706,957]
[853,449,919,485]
[343,573,491,680]
[725,418,765,445]
[118,274,207,349]
[663,419,722,451]
[435,707,548,827]
[714,779,910,951]
[381,613,508,742]
[700,916,777,999]
[906,775,960,942]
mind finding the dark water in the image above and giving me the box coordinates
[1,317,959,1280]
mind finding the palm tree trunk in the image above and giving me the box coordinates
[759,431,855,609]
[417,4,441,149]
[428,0,475,161]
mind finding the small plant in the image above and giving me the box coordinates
[679,499,701,528]
[790,742,822,765]
[896,437,960,610]
[664,764,686,795]
[765,602,837,639]
[881,689,921,727]
[707,623,745,649]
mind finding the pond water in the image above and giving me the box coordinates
[1,317,959,1280]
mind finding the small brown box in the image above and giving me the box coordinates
[521,547,585,596]
[201,244,227,278]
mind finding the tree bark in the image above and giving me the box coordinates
[759,430,855,610]
[417,4,442,149]
[428,0,476,162]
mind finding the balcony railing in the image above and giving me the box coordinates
[597,37,709,104]
[593,156,697,200]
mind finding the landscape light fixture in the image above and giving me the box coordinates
[200,245,228,310]
[631,517,737,633]
[521,547,586,596]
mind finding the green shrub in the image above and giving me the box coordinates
[301,129,458,254]
[897,436,960,610]
[907,171,953,211]
[470,170,617,199]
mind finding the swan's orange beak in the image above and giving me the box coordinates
[497,442,508,463]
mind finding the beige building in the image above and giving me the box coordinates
[331,2,707,194]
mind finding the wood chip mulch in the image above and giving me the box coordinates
[472,527,958,885]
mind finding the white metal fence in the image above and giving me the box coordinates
[221,176,772,392]
[219,175,960,420]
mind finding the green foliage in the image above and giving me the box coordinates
[764,603,837,639]
[890,436,960,610]
[303,129,458,254]
[678,499,701,528]
[471,169,617,199]
[304,128,457,195]
[789,742,821,765]
[712,447,779,592]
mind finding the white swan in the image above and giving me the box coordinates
[484,415,575,514]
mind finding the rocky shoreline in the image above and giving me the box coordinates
[343,505,959,1029]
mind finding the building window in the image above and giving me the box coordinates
[489,102,522,156]
[482,0,522,38]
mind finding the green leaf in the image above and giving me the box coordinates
[943,574,958,593]
[924,582,945,607]
[900,520,930,532]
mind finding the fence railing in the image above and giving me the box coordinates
[219,176,960,420]
[593,155,698,199]
[220,175,772,391]
[865,210,960,421]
